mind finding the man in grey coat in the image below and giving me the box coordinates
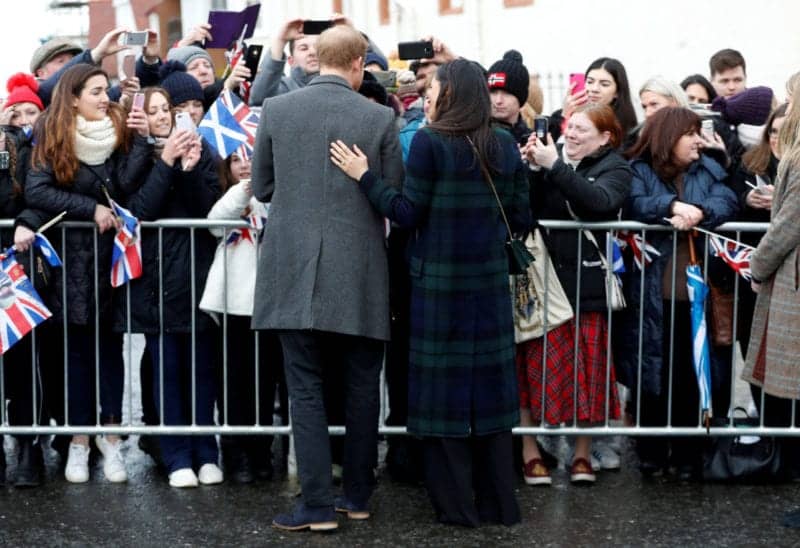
[251,24,404,532]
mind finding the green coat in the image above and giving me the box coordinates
[360,128,530,436]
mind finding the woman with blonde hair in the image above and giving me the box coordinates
[742,86,800,484]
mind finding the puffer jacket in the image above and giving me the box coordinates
[616,154,739,395]
[531,145,633,312]
[113,140,221,333]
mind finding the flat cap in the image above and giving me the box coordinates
[30,38,83,74]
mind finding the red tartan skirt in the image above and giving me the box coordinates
[515,311,620,425]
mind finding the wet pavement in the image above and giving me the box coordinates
[1,437,800,547]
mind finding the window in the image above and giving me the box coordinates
[439,0,464,15]
[504,0,533,6]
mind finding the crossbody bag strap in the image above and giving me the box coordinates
[565,200,610,271]
[466,136,514,241]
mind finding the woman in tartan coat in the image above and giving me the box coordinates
[331,59,529,527]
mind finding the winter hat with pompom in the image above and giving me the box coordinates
[5,73,43,111]
[159,60,204,107]
[711,86,774,126]
[487,50,529,107]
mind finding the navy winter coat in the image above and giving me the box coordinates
[616,154,739,395]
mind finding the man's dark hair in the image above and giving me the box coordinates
[709,48,746,77]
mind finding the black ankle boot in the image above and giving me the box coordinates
[14,438,43,488]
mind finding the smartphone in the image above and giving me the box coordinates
[701,119,715,140]
[397,41,434,60]
[122,31,148,47]
[242,44,263,82]
[534,116,549,142]
[132,92,145,110]
[120,54,136,80]
[569,72,586,95]
[302,20,333,35]
[372,70,397,89]
[175,111,195,133]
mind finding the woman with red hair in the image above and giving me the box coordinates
[520,103,633,485]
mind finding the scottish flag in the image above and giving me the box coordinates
[607,233,625,274]
[198,91,250,159]
[686,263,713,420]
[33,233,62,267]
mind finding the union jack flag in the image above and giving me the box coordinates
[219,89,259,147]
[709,235,753,281]
[0,253,52,354]
[615,230,661,270]
[110,199,143,288]
[227,202,269,246]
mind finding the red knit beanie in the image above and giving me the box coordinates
[5,73,44,111]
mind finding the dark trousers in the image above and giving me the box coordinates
[637,301,732,468]
[423,432,521,527]
[146,332,218,473]
[279,330,384,508]
[217,317,287,462]
[66,325,123,426]
[5,336,37,428]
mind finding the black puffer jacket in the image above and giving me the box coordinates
[531,145,633,312]
[113,140,221,334]
[24,144,143,324]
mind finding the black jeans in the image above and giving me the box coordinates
[278,330,384,508]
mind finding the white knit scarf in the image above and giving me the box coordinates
[74,115,117,166]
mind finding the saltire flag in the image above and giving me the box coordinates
[219,89,259,147]
[198,90,256,159]
[607,233,625,274]
[110,199,143,288]
[615,230,661,270]
[686,263,713,420]
[33,233,62,267]
[708,235,753,282]
[0,253,52,354]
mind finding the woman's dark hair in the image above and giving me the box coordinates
[585,57,637,135]
[625,106,701,182]
[742,103,788,176]
[680,74,717,103]
[427,59,501,172]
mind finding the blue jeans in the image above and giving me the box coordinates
[146,333,218,473]
[67,326,123,426]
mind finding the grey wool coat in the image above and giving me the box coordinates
[250,74,404,340]
[743,162,800,399]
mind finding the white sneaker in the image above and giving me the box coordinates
[592,441,621,470]
[95,436,128,483]
[65,443,90,483]
[169,468,199,488]
[198,463,224,485]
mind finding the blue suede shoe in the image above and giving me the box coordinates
[334,496,370,520]
[272,503,338,532]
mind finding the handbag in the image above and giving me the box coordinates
[702,408,786,482]
[467,137,534,275]
[707,284,734,346]
[566,204,626,311]
[511,228,574,343]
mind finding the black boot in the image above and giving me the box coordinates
[14,437,43,488]
[222,436,255,484]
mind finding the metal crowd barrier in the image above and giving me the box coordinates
[1,219,795,438]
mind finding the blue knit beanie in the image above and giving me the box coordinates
[159,61,204,107]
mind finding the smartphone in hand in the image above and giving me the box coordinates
[242,44,263,82]
[534,116,549,142]
[132,92,145,110]
[569,73,586,95]
[302,20,333,35]
[122,31,148,47]
[174,111,195,133]
[397,41,434,60]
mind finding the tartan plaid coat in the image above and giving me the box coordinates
[743,163,800,399]
[360,127,530,436]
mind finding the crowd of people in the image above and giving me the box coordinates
[0,11,799,532]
